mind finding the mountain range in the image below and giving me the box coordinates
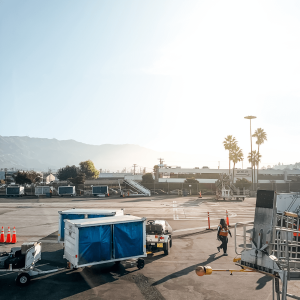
[0,136,198,172]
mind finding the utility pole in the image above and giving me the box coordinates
[133,164,137,175]
[158,158,164,166]
[244,116,257,191]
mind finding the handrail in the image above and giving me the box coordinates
[234,222,254,255]
[124,179,151,196]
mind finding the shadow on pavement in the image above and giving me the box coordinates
[256,275,272,290]
[1,257,138,300]
[152,252,222,286]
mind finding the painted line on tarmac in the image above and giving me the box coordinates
[174,225,217,232]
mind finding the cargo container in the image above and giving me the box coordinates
[6,186,25,197]
[64,215,146,269]
[35,186,53,196]
[58,209,124,242]
[92,186,109,196]
[58,186,76,197]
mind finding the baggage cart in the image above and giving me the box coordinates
[58,209,124,242]
[58,186,76,197]
[92,186,109,196]
[0,242,62,286]
[35,186,53,196]
[64,215,146,269]
[6,186,25,197]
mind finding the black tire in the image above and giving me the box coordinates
[137,258,145,269]
[16,273,30,286]
[169,237,172,248]
[164,240,170,255]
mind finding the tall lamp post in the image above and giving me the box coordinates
[244,116,256,190]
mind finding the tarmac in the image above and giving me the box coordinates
[0,195,299,299]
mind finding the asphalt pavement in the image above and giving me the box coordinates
[0,195,299,299]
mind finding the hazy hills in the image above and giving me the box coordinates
[0,136,195,172]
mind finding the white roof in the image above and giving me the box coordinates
[59,209,123,215]
[65,215,145,227]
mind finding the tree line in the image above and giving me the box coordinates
[11,160,99,186]
[56,160,100,185]
[223,127,267,184]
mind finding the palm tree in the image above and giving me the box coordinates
[247,150,261,184]
[252,128,267,183]
[230,145,244,182]
[223,135,237,178]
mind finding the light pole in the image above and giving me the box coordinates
[244,116,256,190]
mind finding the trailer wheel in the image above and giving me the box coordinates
[137,258,145,269]
[16,273,30,286]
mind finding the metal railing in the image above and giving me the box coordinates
[234,221,254,255]
[124,179,151,196]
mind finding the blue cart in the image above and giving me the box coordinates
[64,215,146,269]
[58,209,124,242]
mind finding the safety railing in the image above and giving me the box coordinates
[124,179,151,196]
[234,221,254,255]
[265,212,300,280]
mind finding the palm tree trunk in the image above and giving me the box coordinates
[229,152,230,180]
[233,162,235,183]
[257,145,260,185]
[253,163,256,190]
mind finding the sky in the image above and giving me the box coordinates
[1,0,300,169]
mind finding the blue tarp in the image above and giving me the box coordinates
[78,225,111,264]
[60,214,85,240]
[114,221,143,259]
[88,214,110,219]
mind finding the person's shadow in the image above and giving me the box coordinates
[152,252,222,286]
[256,275,272,290]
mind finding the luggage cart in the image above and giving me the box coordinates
[0,242,62,286]
[64,215,146,270]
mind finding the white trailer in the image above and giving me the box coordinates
[35,186,53,196]
[58,186,76,197]
[6,186,25,197]
[64,215,146,269]
[58,209,124,242]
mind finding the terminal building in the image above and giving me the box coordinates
[98,166,300,184]
[157,166,300,184]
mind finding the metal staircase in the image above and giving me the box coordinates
[123,179,151,196]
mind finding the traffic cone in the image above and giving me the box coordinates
[11,227,17,244]
[0,227,5,243]
[5,227,11,243]
[226,210,229,227]
[199,191,202,198]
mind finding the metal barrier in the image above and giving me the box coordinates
[234,221,254,255]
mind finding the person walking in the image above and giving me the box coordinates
[217,218,232,256]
